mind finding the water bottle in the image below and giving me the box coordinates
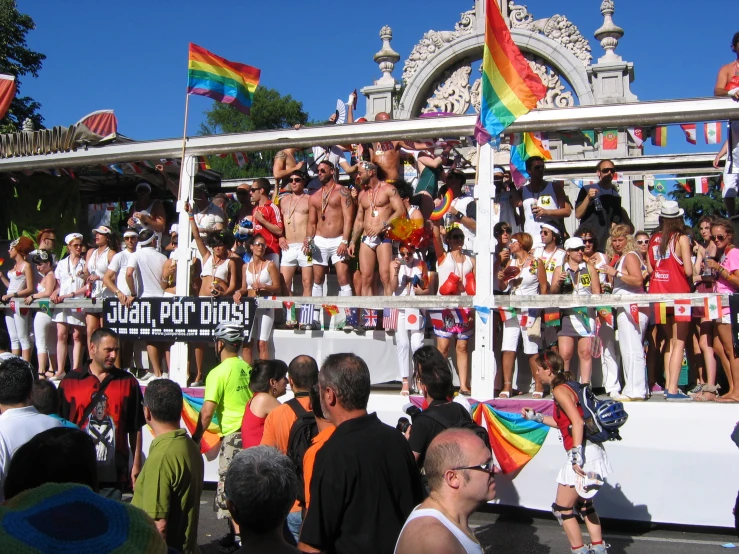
[443,213,454,229]
[593,196,603,213]
[562,273,573,294]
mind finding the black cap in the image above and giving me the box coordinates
[449,169,467,184]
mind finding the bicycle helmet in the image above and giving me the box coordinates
[213,321,244,344]
[595,399,628,429]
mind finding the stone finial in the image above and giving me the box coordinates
[594,0,624,62]
[22,118,34,132]
[373,25,400,86]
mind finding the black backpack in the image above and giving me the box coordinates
[564,381,625,443]
[285,398,318,507]
[416,402,491,450]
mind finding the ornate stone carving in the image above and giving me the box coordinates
[470,77,482,113]
[402,8,476,83]
[422,64,473,115]
[525,55,575,108]
[374,26,401,86]
[594,0,624,62]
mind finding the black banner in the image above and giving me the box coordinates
[730,293,739,351]
[103,297,256,342]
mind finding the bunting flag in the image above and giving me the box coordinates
[627,127,644,147]
[704,122,722,145]
[676,179,691,192]
[498,307,517,322]
[596,306,614,328]
[233,152,249,167]
[651,126,668,147]
[510,132,552,187]
[694,176,711,194]
[629,304,640,327]
[471,402,549,474]
[475,0,546,141]
[363,309,378,328]
[383,308,399,331]
[322,304,340,317]
[680,124,697,145]
[652,302,667,325]
[197,156,211,171]
[632,180,645,189]
[187,43,261,114]
[602,130,618,150]
[182,393,222,454]
[344,308,359,329]
[0,74,16,120]
[674,299,692,322]
[572,306,591,333]
[108,164,124,175]
[543,308,561,327]
[283,301,296,324]
[704,295,722,321]
[582,130,595,146]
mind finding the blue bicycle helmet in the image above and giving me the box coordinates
[595,399,628,429]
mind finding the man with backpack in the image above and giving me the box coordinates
[407,346,489,466]
[260,355,319,542]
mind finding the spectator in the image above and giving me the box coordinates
[191,182,226,235]
[497,232,548,398]
[250,178,284,263]
[369,112,405,183]
[50,233,88,379]
[395,429,496,554]
[193,321,252,551]
[391,242,430,395]
[300,353,424,554]
[4,427,96,500]
[85,226,119,352]
[241,359,289,448]
[445,168,477,253]
[125,228,168,381]
[302,382,335,512]
[705,218,739,402]
[31,380,77,428]
[495,167,521,232]
[575,160,633,249]
[431,223,476,395]
[414,144,452,220]
[26,249,58,378]
[58,328,144,499]
[279,171,313,305]
[132,379,204,554]
[493,221,513,295]
[534,222,566,350]
[522,349,612,554]
[635,230,650,260]
[603,225,649,401]
[1,236,35,362]
[550,238,601,384]
[0,327,15,362]
[0,357,62,501]
[225,446,301,554]
[33,228,58,261]
[713,32,739,216]
[647,201,693,401]
[127,181,166,250]
[274,148,306,189]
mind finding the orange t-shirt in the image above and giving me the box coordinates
[303,426,336,510]
[260,396,311,454]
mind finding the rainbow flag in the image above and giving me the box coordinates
[182,392,222,454]
[509,132,552,187]
[187,43,261,114]
[471,402,549,474]
[475,0,546,141]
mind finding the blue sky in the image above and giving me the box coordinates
[17,0,738,160]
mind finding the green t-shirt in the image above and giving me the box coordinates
[204,356,252,436]
[132,429,204,554]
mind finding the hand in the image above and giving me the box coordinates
[1,295,10,302]
[572,464,587,477]
[86,275,99,283]
[413,285,425,295]
[403,425,412,440]
[587,188,598,200]
[131,461,142,489]
[184,201,192,215]
[127,217,136,228]
[164,264,176,278]
[713,155,722,169]
[449,206,459,217]
[706,258,721,271]
[567,446,584,467]
[233,290,243,304]
[253,210,266,224]
[497,270,506,282]
[366,223,384,237]
[347,243,356,258]
[499,249,510,263]
[279,238,289,251]
[132,211,142,220]
[50,291,61,303]
[391,260,401,273]
[24,296,33,305]
[123,295,135,307]
[337,242,348,257]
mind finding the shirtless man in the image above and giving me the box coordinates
[273,148,305,189]
[349,161,406,296]
[714,32,739,100]
[714,32,739,216]
[370,112,403,182]
[127,182,166,251]
[279,171,313,296]
[306,161,354,298]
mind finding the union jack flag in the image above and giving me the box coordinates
[363,309,377,328]
[383,308,398,331]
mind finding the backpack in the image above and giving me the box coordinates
[565,381,627,443]
[285,398,318,507]
[417,402,491,450]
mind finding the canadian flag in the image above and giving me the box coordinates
[680,124,697,145]
[704,122,722,145]
[0,74,16,120]
[627,127,644,147]
[674,299,692,322]
[694,177,710,194]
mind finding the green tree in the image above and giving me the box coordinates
[0,0,45,133]
[198,86,309,179]
[669,175,725,230]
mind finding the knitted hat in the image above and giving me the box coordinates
[0,483,167,553]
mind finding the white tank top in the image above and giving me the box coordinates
[201,256,230,282]
[510,256,540,296]
[6,263,28,295]
[394,507,482,554]
[613,251,645,295]
[436,252,473,296]
[246,260,272,290]
[394,260,425,297]
[87,247,110,298]
[521,181,560,243]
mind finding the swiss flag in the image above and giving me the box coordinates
[674,299,692,322]
[0,74,16,121]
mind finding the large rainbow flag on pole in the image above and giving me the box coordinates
[471,402,550,474]
[187,43,261,114]
[474,0,546,144]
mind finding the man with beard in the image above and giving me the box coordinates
[370,112,404,182]
[279,171,313,299]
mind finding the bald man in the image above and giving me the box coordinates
[394,429,496,554]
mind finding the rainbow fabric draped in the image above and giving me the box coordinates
[187,43,260,114]
[509,132,552,186]
[476,0,546,139]
[182,392,222,454]
[471,402,549,474]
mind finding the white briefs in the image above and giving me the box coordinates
[281,243,313,268]
[312,235,345,267]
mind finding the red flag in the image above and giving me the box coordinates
[627,127,644,147]
[704,122,722,145]
[680,124,697,145]
[694,177,710,194]
[629,304,640,327]
[0,74,17,120]
[674,299,691,322]
[602,130,618,150]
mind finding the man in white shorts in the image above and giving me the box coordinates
[715,121,739,217]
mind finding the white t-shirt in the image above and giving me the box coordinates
[193,202,226,234]
[127,247,166,297]
[108,250,135,296]
[533,246,566,285]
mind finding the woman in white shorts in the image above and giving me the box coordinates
[0,237,35,362]
[522,349,612,554]
[85,226,118,351]
[25,249,58,378]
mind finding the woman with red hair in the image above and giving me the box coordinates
[1,236,35,361]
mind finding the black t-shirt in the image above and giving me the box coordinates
[575,184,624,249]
[408,400,466,466]
[300,413,424,554]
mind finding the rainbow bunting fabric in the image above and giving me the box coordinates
[509,132,552,186]
[187,43,261,114]
[475,0,546,141]
[182,392,222,454]
[471,402,549,474]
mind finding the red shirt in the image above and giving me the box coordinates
[648,233,691,294]
[553,384,584,452]
[253,200,283,255]
[241,398,267,449]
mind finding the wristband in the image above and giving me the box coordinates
[340,239,348,245]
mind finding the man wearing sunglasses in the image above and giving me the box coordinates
[279,171,313,300]
[395,428,496,554]
[575,160,633,249]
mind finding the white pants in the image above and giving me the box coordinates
[616,308,648,398]
[599,323,620,394]
[250,308,274,342]
[33,311,57,355]
[395,310,425,379]
[502,318,540,354]
[5,309,31,350]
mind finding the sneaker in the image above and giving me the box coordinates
[190,380,204,387]
[651,383,664,395]
[687,383,704,397]
[162,372,169,380]
[571,546,590,554]
[589,542,610,553]
[665,391,692,402]
[138,372,154,382]
[608,391,622,399]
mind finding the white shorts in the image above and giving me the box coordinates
[556,442,612,487]
[723,166,739,199]
[313,235,345,267]
[281,243,312,268]
[501,317,540,355]
[52,308,85,327]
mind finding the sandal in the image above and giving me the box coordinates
[693,384,719,402]
[44,370,55,379]
[400,380,410,396]
[459,389,472,397]
[498,391,511,399]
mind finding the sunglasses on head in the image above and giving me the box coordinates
[711,234,728,242]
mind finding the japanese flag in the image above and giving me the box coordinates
[404,309,423,331]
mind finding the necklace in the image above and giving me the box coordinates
[427,496,480,545]
[369,183,380,217]
[249,260,266,292]
[320,184,336,221]
[285,194,304,226]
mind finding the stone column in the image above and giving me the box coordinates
[361,26,402,120]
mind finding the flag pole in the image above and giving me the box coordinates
[177,92,191,200]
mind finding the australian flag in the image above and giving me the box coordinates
[344,308,359,330]
[363,309,378,329]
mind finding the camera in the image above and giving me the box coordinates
[396,403,422,433]
[396,417,411,434]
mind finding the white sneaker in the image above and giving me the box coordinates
[609,391,621,399]
[162,372,169,379]
[138,372,154,382]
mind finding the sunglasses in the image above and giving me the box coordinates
[249,189,259,194]
[289,178,304,183]
[569,247,585,252]
[400,251,414,257]
[600,167,616,174]
[449,235,465,241]
[252,242,266,248]
[317,168,331,174]
[636,239,649,245]
[711,234,728,242]
[539,230,551,236]
[581,238,594,244]
[496,228,512,235]
[451,460,496,475]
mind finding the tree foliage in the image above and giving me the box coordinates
[669,175,725,230]
[0,0,45,133]
[198,86,309,179]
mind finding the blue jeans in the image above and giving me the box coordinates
[286,510,302,544]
